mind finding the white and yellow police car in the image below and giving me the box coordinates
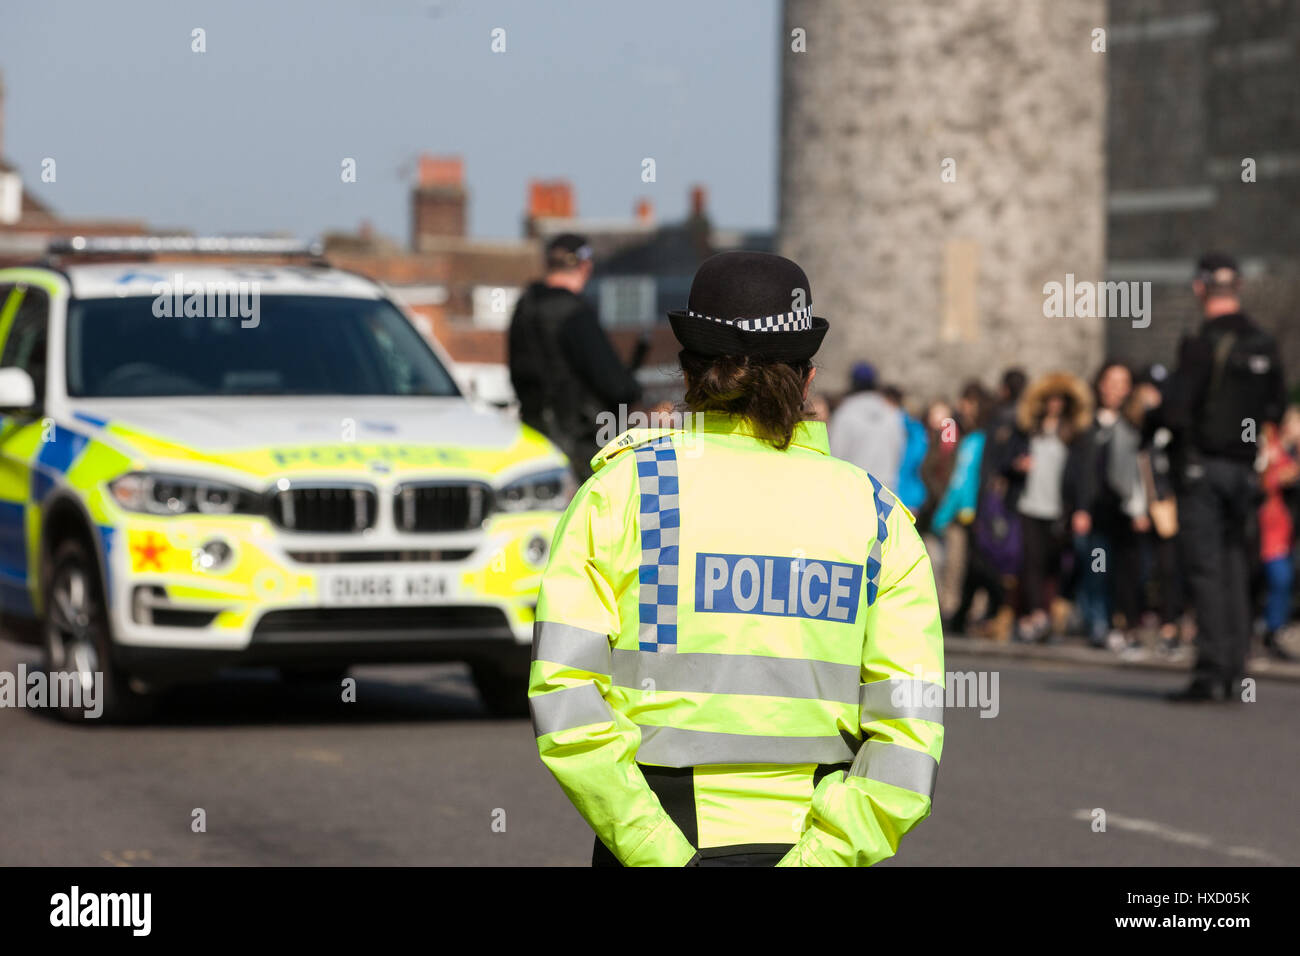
[0,242,570,719]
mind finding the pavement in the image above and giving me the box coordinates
[2,638,1296,866]
[944,631,1300,683]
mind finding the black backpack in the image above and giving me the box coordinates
[1197,324,1282,453]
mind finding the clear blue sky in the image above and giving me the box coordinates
[0,0,780,242]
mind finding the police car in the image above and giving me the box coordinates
[0,239,570,719]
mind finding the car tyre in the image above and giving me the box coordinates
[42,538,152,723]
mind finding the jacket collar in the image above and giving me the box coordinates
[693,411,830,455]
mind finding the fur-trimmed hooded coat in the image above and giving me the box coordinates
[1015,371,1094,444]
[977,371,1094,518]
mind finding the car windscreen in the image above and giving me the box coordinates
[65,294,462,398]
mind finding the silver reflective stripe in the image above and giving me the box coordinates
[635,725,857,767]
[859,679,945,725]
[848,740,938,797]
[532,621,612,676]
[613,649,859,704]
[530,684,614,737]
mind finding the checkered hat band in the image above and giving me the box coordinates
[687,307,813,332]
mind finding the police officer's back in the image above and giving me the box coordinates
[1157,253,1287,701]
[527,252,944,866]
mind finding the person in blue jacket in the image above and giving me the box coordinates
[937,385,1005,635]
[886,385,929,515]
[932,431,986,537]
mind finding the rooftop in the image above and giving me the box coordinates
[55,262,382,300]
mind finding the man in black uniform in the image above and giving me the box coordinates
[508,233,646,481]
[1155,253,1288,702]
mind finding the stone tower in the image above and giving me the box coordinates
[779,0,1108,399]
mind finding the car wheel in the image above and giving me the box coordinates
[470,652,531,718]
[42,538,151,723]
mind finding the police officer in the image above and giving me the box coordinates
[1153,253,1287,702]
[527,251,945,866]
[507,233,647,482]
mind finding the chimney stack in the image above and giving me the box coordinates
[410,154,466,251]
[690,184,708,219]
[0,70,20,226]
[525,179,575,236]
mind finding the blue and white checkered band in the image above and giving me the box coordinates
[635,438,680,653]
[687,306,814,332]
[866,473,894,606]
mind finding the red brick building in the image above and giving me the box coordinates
[327,154,755,405]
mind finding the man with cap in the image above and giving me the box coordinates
[528,251,945,866]
[829,361,906,489]
[508,233,647,481]
[1144,252,1288,701]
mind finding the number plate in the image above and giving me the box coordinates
[320,571,451,606]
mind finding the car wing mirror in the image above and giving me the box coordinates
[0,367,37,411]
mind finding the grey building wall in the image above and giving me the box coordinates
[779,0,1108,400]
[1107,0,1300,390]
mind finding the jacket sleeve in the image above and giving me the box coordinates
[1263,337,1288,425]
[1063,430,1093,516]
[1159,332,1211,436]
[528,470,697,867]
[558,304,644,407]
[777,488,945,867]
[983,416,1028,484]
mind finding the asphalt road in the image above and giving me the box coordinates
[2,640,1296,866]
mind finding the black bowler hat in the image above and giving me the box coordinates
[668,251,829,362]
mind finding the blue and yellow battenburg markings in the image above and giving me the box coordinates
[35,424,92,477]
[0,419,98,616]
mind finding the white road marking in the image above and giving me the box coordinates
[1071,809,1284,864]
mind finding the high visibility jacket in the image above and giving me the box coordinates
[528,412,945,866]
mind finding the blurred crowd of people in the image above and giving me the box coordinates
[510,235,1294,695]
[824,257,1297,671]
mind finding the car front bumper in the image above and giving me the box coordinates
[103,509,556,664]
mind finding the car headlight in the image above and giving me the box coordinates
[495,467,575,513]
[108,472,263,517]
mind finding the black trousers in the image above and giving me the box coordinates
[1177,457,1258,684]
[1095,505,1143,627]
[590,764,843,867]
[1020,516,1066,614]
[592,838,784,867]
[1152,533,1184,625]
[951,525,1006,630]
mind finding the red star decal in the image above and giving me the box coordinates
[132,534,165,571]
